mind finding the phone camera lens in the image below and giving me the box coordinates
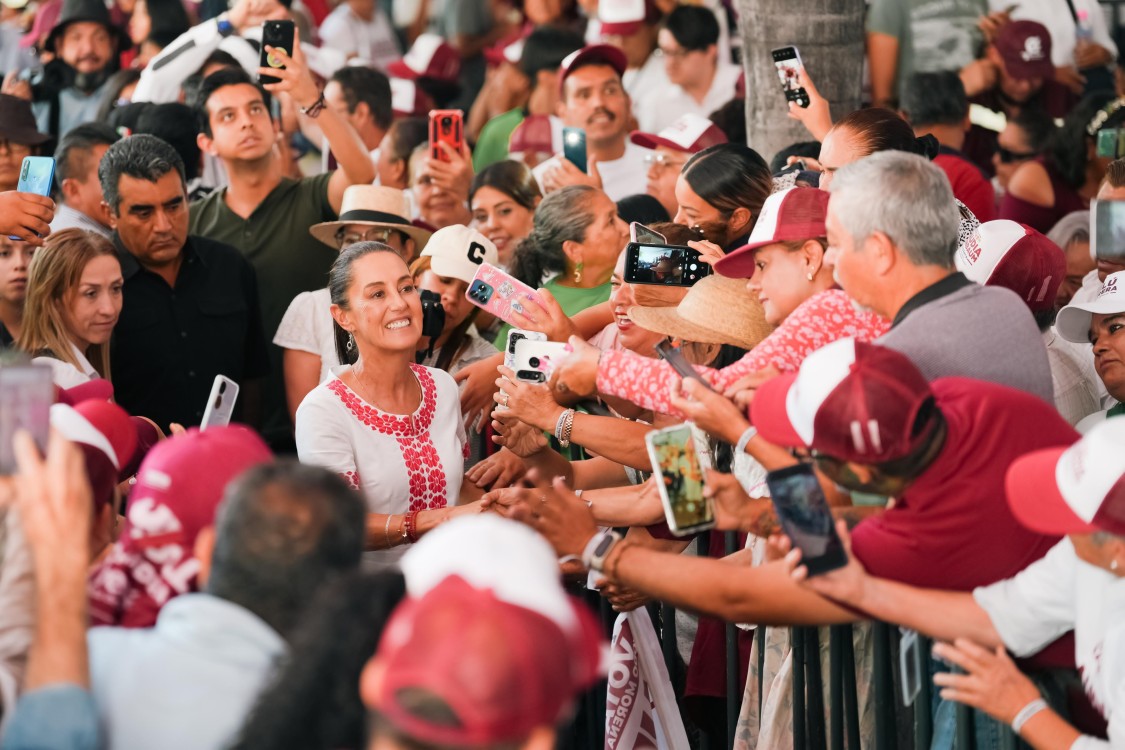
[218,382,227,394]
[528,357,541,368]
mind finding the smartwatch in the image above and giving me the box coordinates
[582,530,622,572]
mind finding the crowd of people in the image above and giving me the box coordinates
[0,0,1124,748]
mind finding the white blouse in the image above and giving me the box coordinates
[33,342,100,389]
[274,288,339,385]
[295,363,467,563]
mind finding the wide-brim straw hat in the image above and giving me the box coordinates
[628,274,775,351]
[310,185,432,250]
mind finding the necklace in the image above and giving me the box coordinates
[346,367,422,431]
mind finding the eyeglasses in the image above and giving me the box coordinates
[996,146,1038,164]
[0,138,32,156]
[655,46,693,60]
[335,226,401,249]
[643,152,687,170]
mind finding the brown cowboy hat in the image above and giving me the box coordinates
[0,94,52,146]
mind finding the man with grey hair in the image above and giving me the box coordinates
[826,150,1053,402]
[99,134,268,432]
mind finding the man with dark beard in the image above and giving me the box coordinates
[25,0,124,138]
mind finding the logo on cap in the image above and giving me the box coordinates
[1099,276,1119,298]
[1021,36,1044,62]
[467,241,487,264]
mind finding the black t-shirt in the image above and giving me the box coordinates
[111,234,269,431]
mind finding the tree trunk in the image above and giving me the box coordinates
[739,0,866,162]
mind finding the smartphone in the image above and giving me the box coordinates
[630,222,666,244]
[504,328,547,371]
[0,363,53,475]
[654,339,715,392]
[765,464,847,576]
[200,375,239,430]
[429,109,464,163]
[623,242,711,287]
[1095,128,1125,159]
[259,20,295,85]
[11,156,55,241]
[645,424,715,536]
[771,46,810,108]
[899,629,923,706]
[562,126,587,173]
[465,263,547,328]
[1091,200,1125,262]
[512,339,569,384]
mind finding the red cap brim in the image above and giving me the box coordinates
[629,131,692,153]
[713,241,773,279]
[749,373,805,448]
[387,60,418,80]
[1004,447,1099,535]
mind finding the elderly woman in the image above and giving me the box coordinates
[295,242,482,565]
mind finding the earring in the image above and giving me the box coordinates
[574,261,584,284]
[1113,559,1120,572]
[346,333,355,352]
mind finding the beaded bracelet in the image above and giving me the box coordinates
[606,540,631,580]
[404,510,421,543]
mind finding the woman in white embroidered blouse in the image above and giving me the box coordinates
[19,228,122,388]
[295,242,484,565]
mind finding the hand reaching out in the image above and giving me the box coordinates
[667,376,750,445]
[786,67,833,142]
[548,335,601,399]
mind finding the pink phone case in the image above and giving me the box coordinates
[465,263,546,328]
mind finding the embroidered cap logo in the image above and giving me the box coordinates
[1021,36,1044,62]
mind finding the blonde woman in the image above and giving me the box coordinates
[20,228,123,388]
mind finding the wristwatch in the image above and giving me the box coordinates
[582,530,622,572]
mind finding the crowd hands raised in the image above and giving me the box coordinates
[2,0,1125,748]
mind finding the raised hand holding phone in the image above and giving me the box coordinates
[9,158,56,242]
[259,20,296,86]
[0,190,55,246]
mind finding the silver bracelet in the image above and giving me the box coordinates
[735,426,758,455]
[1010,698,1048,735]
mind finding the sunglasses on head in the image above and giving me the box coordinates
[996,146,1038,163]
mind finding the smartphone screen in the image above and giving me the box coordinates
[765,464,847,576]
[771,47,810,108]
[0,363,53,475]
[654,340,715,392]
[624,242,711,286]
[562,127,587,173]
[259,20,295,85]
[647,425,714,536]
[1092,199,1125,262]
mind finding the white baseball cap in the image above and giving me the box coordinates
[956,220,1065,313]
[421,225,499,285]
[630,113,728,154]
[1056,270,1125,343]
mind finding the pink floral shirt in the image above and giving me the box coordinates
[595,290,890,416]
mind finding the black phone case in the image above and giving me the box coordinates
[765,465,848,576]
[259,21,295,85]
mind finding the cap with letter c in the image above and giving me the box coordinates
[421,225,500,285]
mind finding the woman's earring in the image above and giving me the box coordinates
[346,333,355,352]
[574,261,584,284]
[807,266,819,282]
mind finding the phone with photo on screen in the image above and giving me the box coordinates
[765,463,847,576]
[1092,199,1125,263]
[645,423,715,536]
[623,241,711,287]
[259,20,295,85]
[11,156,55,240]
[771,46,810,108]
[200,375,239,430]
[0,360,53,475]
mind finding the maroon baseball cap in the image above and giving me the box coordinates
[714,188,829,279]
[509,113,556,155]
[994,20,1054,80]
[956,220,1065,313]
[50,400,137,512]
[751,338,935,465]
[388,33,461,83]
[630,113,728,153]
[558,44,627,95]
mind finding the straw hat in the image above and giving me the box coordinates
[309,185,432,250]
[628,275,775,351]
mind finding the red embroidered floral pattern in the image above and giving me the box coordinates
[341,471,360,490]
[597,290,890,416]
[329,365,449,512]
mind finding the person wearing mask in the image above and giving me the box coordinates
[1056,270,1125,431]
[634,4,740,134]
[630,112,728,219]
[1000,94,1124,233]
[535,44,647,201]
[189,47,376,449]
[277,185,431,421]
[0,235,33,347]
[470,160,542,268]
[87,462,366,750]
[317,0,400,69]
[294,242,484,566]
[49,122,119,237]
[20,228,121,388]
[14,0,124,138]
[781,417,1125,750]
[0,95,51,193]
[99,134,269,432]
[902,71,996,221]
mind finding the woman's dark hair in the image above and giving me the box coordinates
[832,107,939,159]
[329,242,407,365]
[680,143,771,243]
[228,570,406,750]
[94,68,142,122]
[708,98,745,145]
[385,118,430,165]
[1048,93,1121,189]
[470,160,542,209]
[1011,106,1056,154]
[616,193,669,224]
[508,185,598,287]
